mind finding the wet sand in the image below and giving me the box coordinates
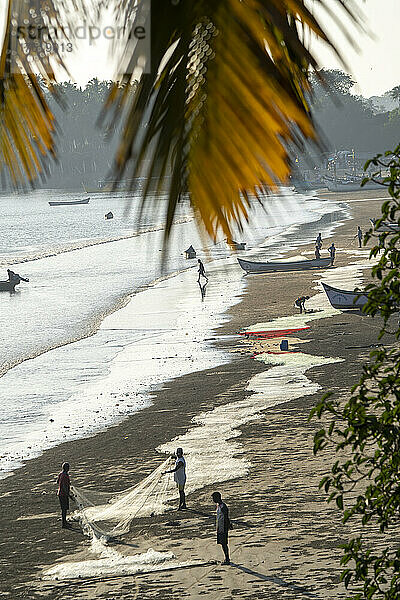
[0,189,391,600]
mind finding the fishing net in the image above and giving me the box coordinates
[71,457,174,540]
[43,457,212,581]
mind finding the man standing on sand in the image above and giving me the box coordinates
[328,242,336,265]
[356,226,363,248]
[315,232,322,249]
[212,491,231,565]
[163,448,187,510]
[57,462,72,528]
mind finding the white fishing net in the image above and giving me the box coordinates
[71,457,174,540]
[44,457,212,581]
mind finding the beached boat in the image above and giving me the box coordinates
[49,197,90,206]
[369,218,400,233]
[0,280,19,292]
[237,257,331,274]
[322,282,368,310]
[323,176,383,192]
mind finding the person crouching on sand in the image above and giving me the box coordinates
[295,295,309,314]
[212,491,232,565]
[57,462,73,528]
[163,447,187,510]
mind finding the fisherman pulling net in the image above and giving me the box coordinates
[44,454,212,581]
[71,456,173,541]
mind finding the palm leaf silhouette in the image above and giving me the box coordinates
[1,0,359,240]
[104,0,359,245]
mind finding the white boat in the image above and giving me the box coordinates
[237,257,331,273]
[323,177,383,192]
[369,219,400,233]
[49,197,90,206]
[322,282,368,310]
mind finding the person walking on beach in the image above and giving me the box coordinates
[197,259,208,283]
[294,295,309,314]
[315,233,322,249]
[328,242,336,265]
[57,462,72,528]
[212,491,231,565]
[163,448,187,510]
[356,226,363,248]
[315,245,321,259]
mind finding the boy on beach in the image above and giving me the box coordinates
[212,491,231,565]
[57,462,72,528]
[315,233,322,249]
[162,448,187,510]
[329,242,336,265]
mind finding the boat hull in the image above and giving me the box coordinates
[322,282,367,310]
[238,257,331,273]
[49,198,90,206]
[323,179,383,192]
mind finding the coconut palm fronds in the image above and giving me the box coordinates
[104,0,359,243]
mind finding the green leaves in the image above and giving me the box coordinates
[310,143,400,599]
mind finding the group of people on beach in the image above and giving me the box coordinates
[314,233,336,265]
[57,447,232,565]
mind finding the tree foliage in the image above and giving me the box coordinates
[310,143,400,599]
[389,86,400,108]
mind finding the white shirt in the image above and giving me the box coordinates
[174,456,186,485]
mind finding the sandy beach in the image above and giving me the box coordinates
[0,188,391,600]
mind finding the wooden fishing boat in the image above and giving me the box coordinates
[49,197,90,206]
[0,280,19,292]
[322,282,368,310]
[323,176,383,192]
[237,257,331,274]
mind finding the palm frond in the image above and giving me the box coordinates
[105,0,359,244]
[0,0,74,186]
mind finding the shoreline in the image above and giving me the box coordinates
[0,189,346,481]
[0,188,390,599]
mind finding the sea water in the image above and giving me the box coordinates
[0,188,349,479]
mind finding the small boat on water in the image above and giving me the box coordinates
[227,240,246,250]
[49,197,90,206]
[184,245,196,259]
[322,282,368,310]
[238,257,331,274]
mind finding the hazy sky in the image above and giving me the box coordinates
[309,0,400,97]
[0,0,398,97]
[63,0,399,98]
